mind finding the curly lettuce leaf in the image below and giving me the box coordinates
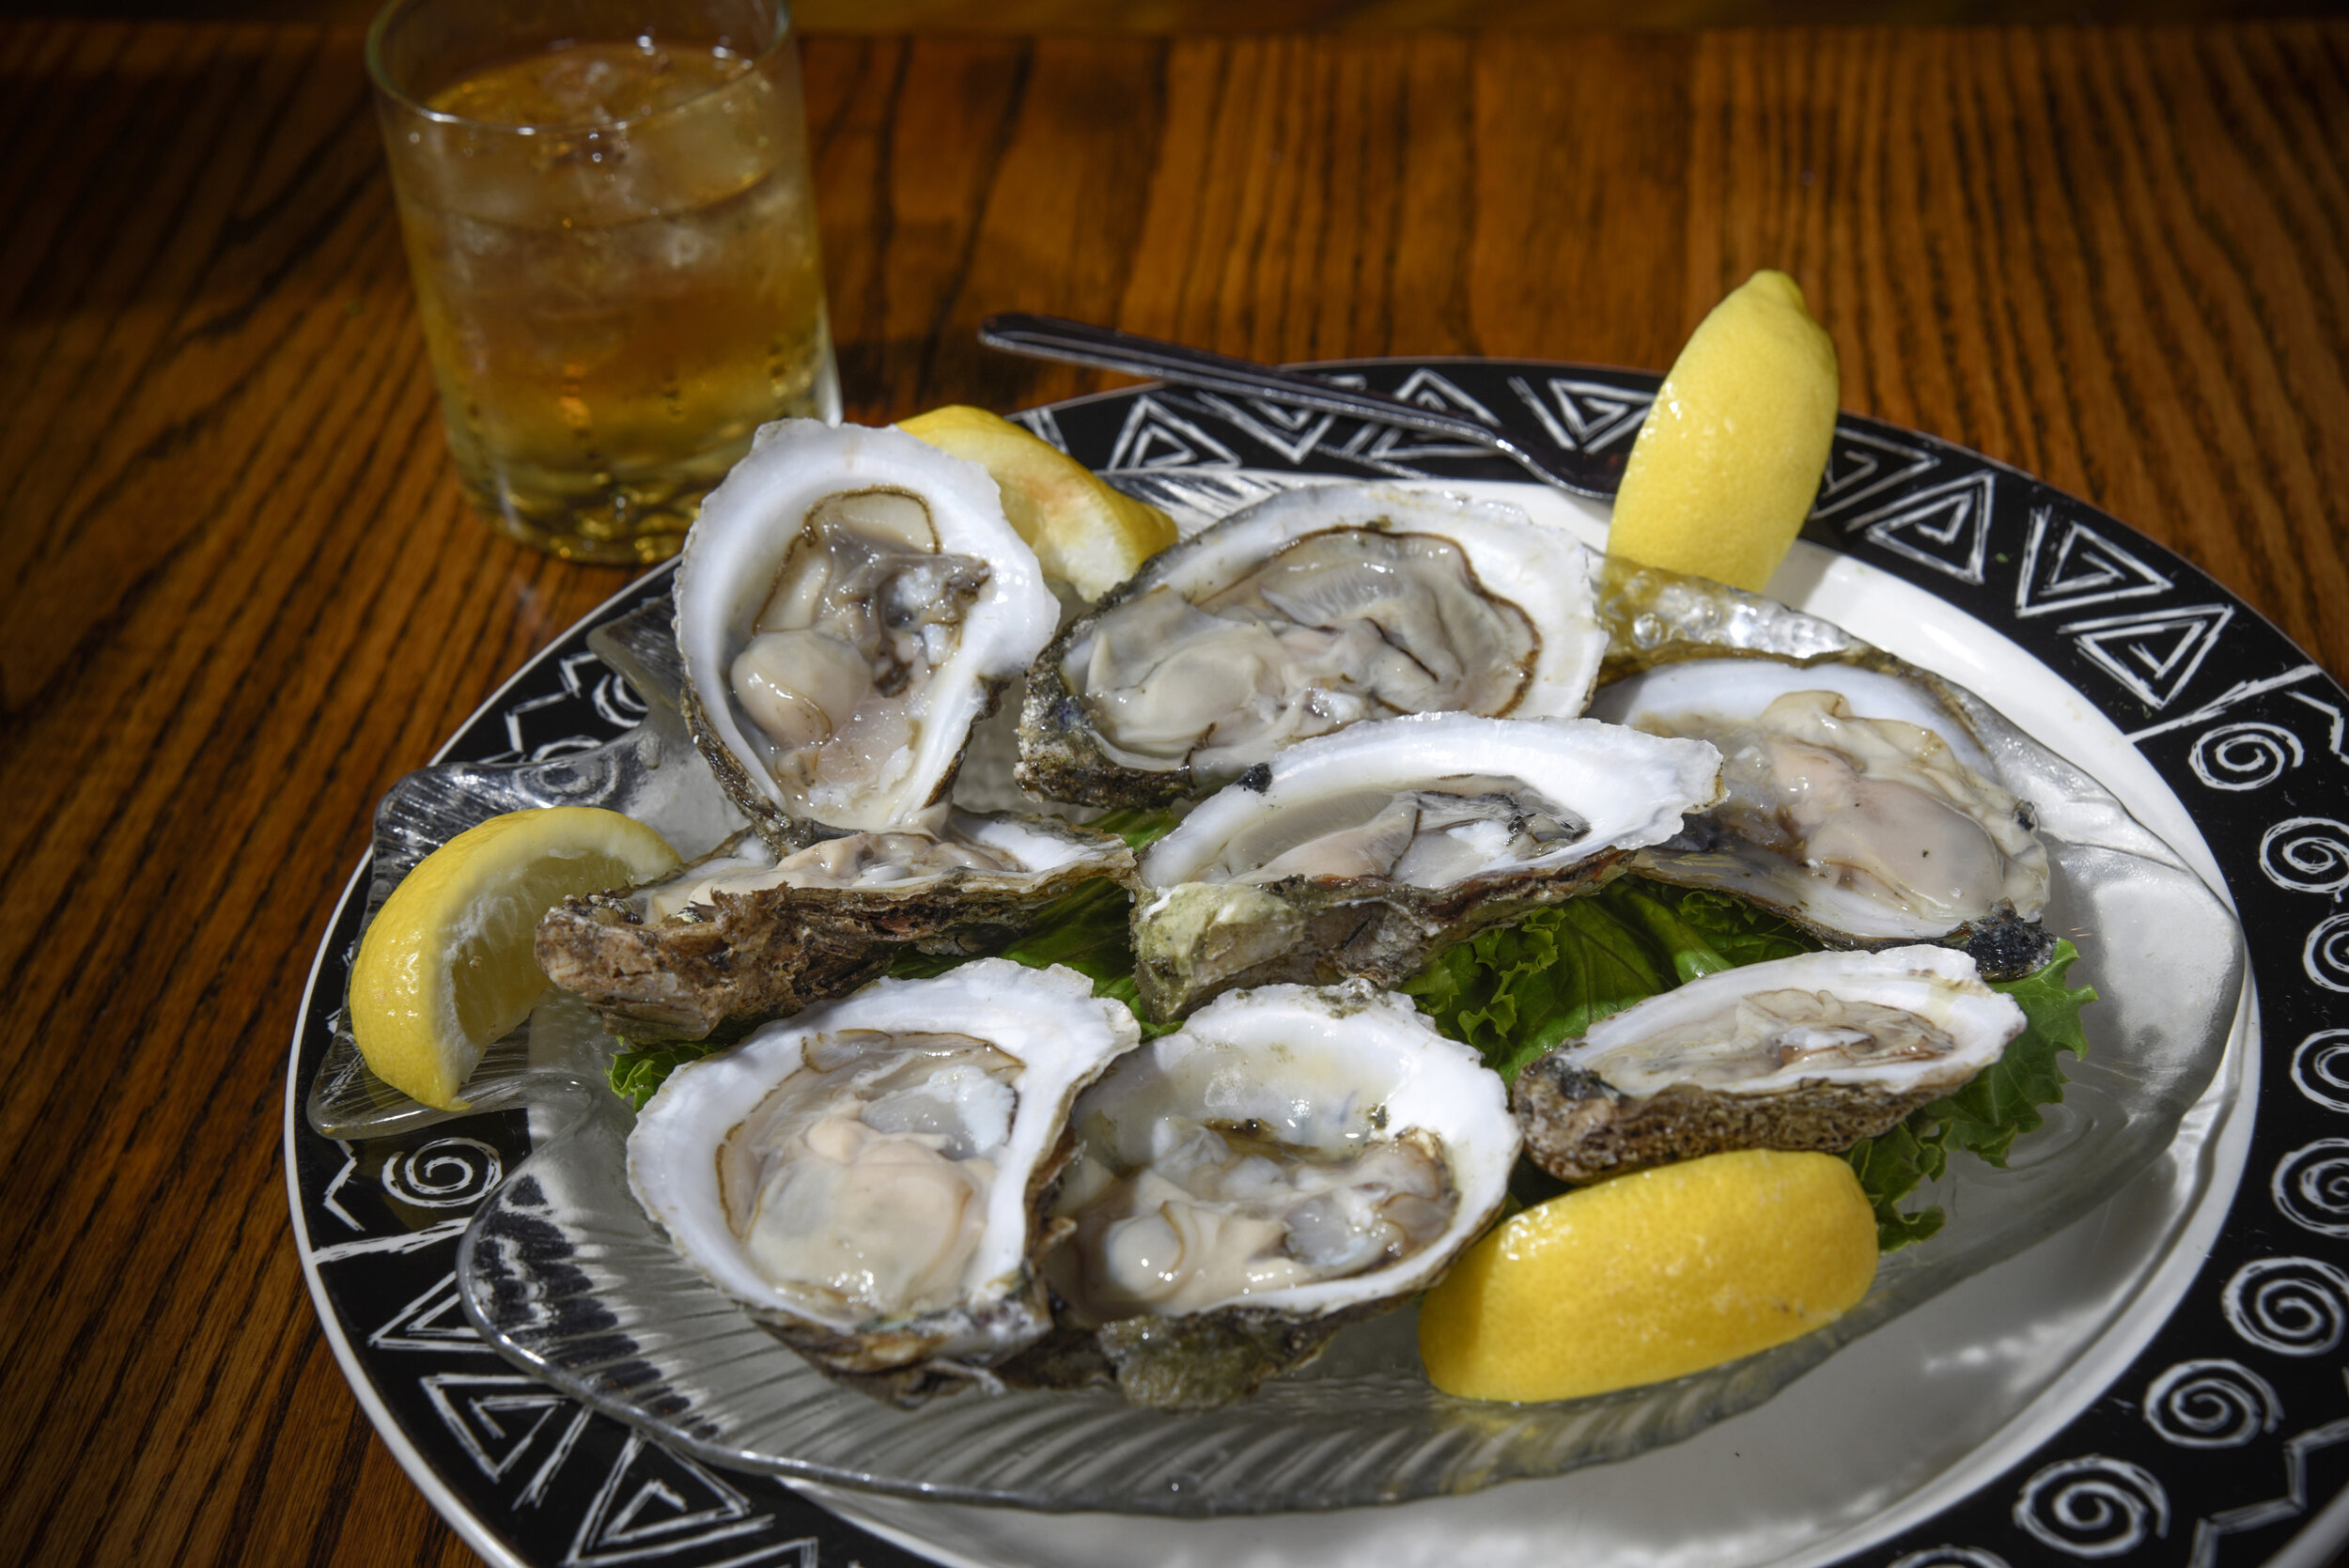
[1399,876,1818,1082]
[1593,881,1735,985]
[1649,885,1818,969]
[1397,877,2096,1256]
[883,876,1143,986]
[608,1038,724,1110]
[894,804,1188,989]
[1401,898,1675,1081]
[1930,940,2095,1164]
[893,810,1186,1032]
[944,875,1181,1036]
[1090,807,1184,852]
[1843,1118,1948,1250]
[891,809,1186,1027]
[1846,940,2096,1250]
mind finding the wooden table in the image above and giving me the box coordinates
[4,18,2345,1566]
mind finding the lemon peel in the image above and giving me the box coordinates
[1418,1149,1877,1403]
[900,404,1176,599]
[350,806,679,1110]
[1607,270,1840,593]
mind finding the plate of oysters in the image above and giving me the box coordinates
[290,294,2349,1568]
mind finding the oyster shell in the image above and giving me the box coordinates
[1590,658,2053,973]
[626,960,1140,1405]
[676,420,1060,847]
[1017,483,1609,806]
[1127,713,1722,1021]
[537,814,1136,1042]
[543,470,1128,1039]
[1589,563,2055,976]
[1009,981,1517,1410]
[1514,945,2026,1183]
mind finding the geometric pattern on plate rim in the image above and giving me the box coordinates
[286,358,2349,1568]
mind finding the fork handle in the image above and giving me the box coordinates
[979,313,1507,447]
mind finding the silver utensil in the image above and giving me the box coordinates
[978,313,1621,499]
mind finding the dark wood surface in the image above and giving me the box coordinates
[8,0,2336,25]
[2,18,2345,1566]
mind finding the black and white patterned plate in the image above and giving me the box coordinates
[286,361,2349,1568]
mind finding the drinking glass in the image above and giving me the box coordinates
[368,0,840,563]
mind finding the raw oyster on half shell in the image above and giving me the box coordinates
[1128,713,1722,1021]
[1513,945,2026,1183]
[537,815,1136,1042]
[627,961,1140,1405]
[1590,562,2055,977]
[599,419,1139,1037]
[1007,981,1517,1411]
[676,419,1060,847]
[1018,484,1609,807]
[1590,658,2053,974]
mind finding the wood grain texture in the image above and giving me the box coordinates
[0,19,2343,1566]
[7,0,2335,28]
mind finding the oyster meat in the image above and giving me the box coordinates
[1514,945,2026,1183]
[627,960,1140,1404]
[1590,656,2054,974]
[676,420,1060,846]
[1018,483,1609,806]
[573,420,1133,1037]
[537,815,1136,1042]
[1011,981,1517,1410]
[1128,713,1721,1020]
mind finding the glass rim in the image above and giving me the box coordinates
[364,0,792,134]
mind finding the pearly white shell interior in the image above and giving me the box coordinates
[1140,712,1722,889]
[627,960,1141,1343]
[675,420,1059,832]
[1067,982,1518,1318]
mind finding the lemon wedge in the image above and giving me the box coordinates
[1606,270,1840,593]
[1418,1149,1877,1403]
[349,807,679,1110]
[900,404,1176,599]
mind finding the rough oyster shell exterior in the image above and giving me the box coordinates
[1128,714,1721,1022]
[1513,945,2026,1183]
[1016,483,1608,807]
[537,815,1137,1042]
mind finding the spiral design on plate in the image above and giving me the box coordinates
[381,1137,505,1208]
[2291,1030,2349,1112]
[2261,816,2349,894]
[2305,913,2349,993]
[593,670,648,729]
[2012,1455,2170,1559]
[2141,1358,2281,1448]
[2221,1256,2349,1356]
[2189,722,2304,791]
[2272,1139,2349,1238]
[1887,1549,2012,1568]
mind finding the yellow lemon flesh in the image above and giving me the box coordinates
[1607,270,1840,593]
[1418,1149,1877,1403]
[350,807,679,1110]
[900,404,1177,600]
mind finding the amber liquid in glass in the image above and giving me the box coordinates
[394,39,835,561]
